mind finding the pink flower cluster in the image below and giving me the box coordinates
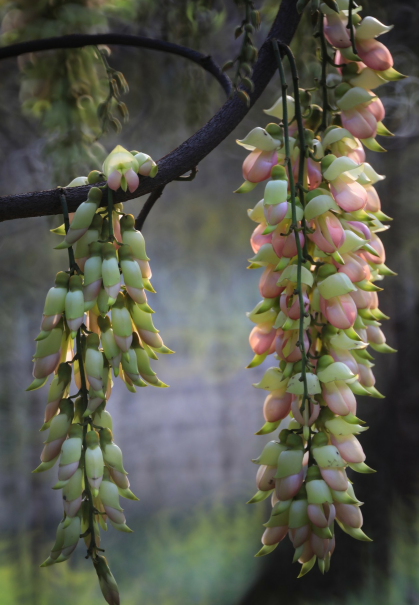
[237,1,398,577]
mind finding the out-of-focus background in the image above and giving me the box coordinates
[0,1,419,603]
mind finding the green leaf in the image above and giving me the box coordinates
[360,137,387,152]
[247,489,274,504]
[336,520,372,542]
[246,352,268,368]
[348,462,376,474]
[255,543,279,557]
[234,180,257,194]
[298,555,316,577]
[379,67,408,81]
[255,420,281,435]
[376,121,394,137]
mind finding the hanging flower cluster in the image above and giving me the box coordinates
[27,145,170,604]
[237,0,402,577]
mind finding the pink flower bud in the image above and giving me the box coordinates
[308,504,329,528]
[346,220,371,242]
[331,179,368,212]
[280,284,309,320]
[307,158,323,190]
[256,465,276,491]
[107,170,122,191]
[331,434,365,464]
[272,229,305,258]
[365,96,385,122]
[320,294,357,329]
[259,265,284,298]
[124,168,140,193]
[250,223,272,253]
[350,287,374,310]
[335,503,363,528]
[366,324,386,345]
[298,539,315,563]
[361,234,385,264]
[289,525,310,549]
[324,14,352,48]
[243,149,277,183]
[329,347,359,376]
[275,329,309,363]
[275,469,304,500]
[263,201,288,225]
[33,352,61,379]
[262,526,289,546]
[319,467,349,491]
[249,325,277,355]
[291,397,320,426]
[310,533,330,559]
[347,141,366,164]
[356,38,393,72]
[365,186,381,212]
[263,392,293,422]
[334,252,370,283]
[309,212,345,254]
[322,381,357,416]
[358,363,376,388]
[341,106,377,139]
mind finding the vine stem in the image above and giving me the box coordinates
[60,191,98,559]
[278,44,308,258]
[76,329,98,560]
[272,40,309,420]
[317,13,329,134]
[347,0,358,56]
[58,189,76,272]
[107,187,114,242]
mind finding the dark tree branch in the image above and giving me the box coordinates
[0,33,232,96]
[135,185,166,231]
[0,0,301,223]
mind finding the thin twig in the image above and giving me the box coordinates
[272,40,309,422]
[135,186,165,231]
[0,33,232,97]
[0,0,302,223]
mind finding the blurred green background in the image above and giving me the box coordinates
[1,0,419,603]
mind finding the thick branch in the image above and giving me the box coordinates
[0,0,301,223]
[0,33,232,96]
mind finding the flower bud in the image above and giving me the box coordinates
[65,275,84,337]
[85,430,104,496]
[102,243,121,305]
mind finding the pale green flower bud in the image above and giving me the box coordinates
[97,315,121,376]
[102,243,121,305]
[85,333,105,397]
[62,467,83,518]
[99,428,127,476]
[65,275,84,337]
[118,244,146,304]
[110,293,132,352]
[85,430,104,496]
[38,272,69,336]
[93,555,120,605]
[55,187,103,248]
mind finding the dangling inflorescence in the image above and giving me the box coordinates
[27,145,172,604]
[237,0,404,577]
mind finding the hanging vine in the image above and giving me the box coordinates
[237,0,404,576]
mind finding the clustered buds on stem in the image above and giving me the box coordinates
[28,145,172,603]
[237,0,401,576]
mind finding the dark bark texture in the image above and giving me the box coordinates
[0,0,301,222]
